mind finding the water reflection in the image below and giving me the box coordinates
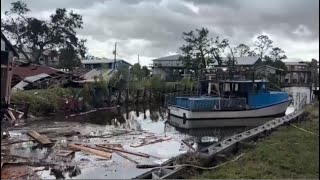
[62,101,296,149]
[82,104,260,147]
[8,102,297,179]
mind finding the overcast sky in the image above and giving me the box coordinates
[1,0,319,66]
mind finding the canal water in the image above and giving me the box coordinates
[3,87,305,179]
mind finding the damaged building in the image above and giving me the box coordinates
[1,32,19,104]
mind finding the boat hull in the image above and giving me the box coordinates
[167,100,291,129]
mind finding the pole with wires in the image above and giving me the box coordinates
[113,42,117,70]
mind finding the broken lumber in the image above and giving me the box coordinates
[1,154,30,160]
[1,139,34,146]
[3,161,57,167]
[56,150,75,157]
[84,131,128,138]
[97,143,123,150]
[7,109,16,121]
[66,106,117,118]
[1,165,29,179]
[130,137,172,147]
[27,131,54,146]
[8,108,35,119]
[181,139,196,151]
[96,144,150,158]
[97,107,117,111]
[116,152,139,164]
[69,144,112,159]
[136,164,161,169]
[82,145,113,153]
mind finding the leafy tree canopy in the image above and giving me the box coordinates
[2,0,87,66]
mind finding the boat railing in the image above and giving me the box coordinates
[164,91,199,107]
[167,95,247,111]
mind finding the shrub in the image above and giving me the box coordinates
[11,87,75,115]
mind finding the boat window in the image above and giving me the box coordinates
[234,83,238,91]
[253,83,258,93]
[225,83,230,92]
[257,83,261,91]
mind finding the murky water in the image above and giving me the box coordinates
[3,87,305,179]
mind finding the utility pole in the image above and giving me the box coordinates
[113,42,117,70]
[138,54,140,65]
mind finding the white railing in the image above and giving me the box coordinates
[295,93,308,111]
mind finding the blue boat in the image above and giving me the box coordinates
[167,80,292,129]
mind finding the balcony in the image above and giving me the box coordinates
[152,62,184,68]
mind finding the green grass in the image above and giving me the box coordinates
[11,87,76,115]
[193,104,319,179]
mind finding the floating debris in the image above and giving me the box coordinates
[68,144,112,159]
[27,131,54,146]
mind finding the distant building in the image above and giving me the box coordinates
[151,54,184,80]
[284,61,313,86]
[81,59,132,70]
[213,56,262,68]
[151,54,262,81]
[1,32,19,104]
[254,65,284,76]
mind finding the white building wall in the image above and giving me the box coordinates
[152,68,167,80]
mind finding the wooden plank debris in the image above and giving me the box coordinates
[136,164,162,169]
[68,144,112,159]
[27,131,54,146]
[8,107,35,119]
[1,154,30,160]
[56,150,75,157]
[130,137,172,147]
[98,144,123,150]
[4,114,11,121]
[83,131,129,138]
[66,107,117,118]
[7,109,16,121]
[96,144,150,158]
[1,139,34,146]
[82,145,113,153]
[115,152,139,164]
[1,165,29,179]
[181,139,196,151]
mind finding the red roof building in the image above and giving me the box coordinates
[13,63,67,80]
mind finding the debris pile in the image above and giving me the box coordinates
[0,122,188,179]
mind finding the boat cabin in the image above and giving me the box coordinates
[207,79,289,109]
[208,80,269,97]
[174,79,290,111]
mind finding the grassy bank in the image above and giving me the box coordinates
[193,104,319,179]
[11,87,75,115]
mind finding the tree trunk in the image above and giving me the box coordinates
[34,46,44,65]
[18,45,31,62]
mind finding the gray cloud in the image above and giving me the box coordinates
[1,0,318,64]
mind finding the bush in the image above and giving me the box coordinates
[11,87,75,115]
[146,76,164,90]
[180,78,196,89]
